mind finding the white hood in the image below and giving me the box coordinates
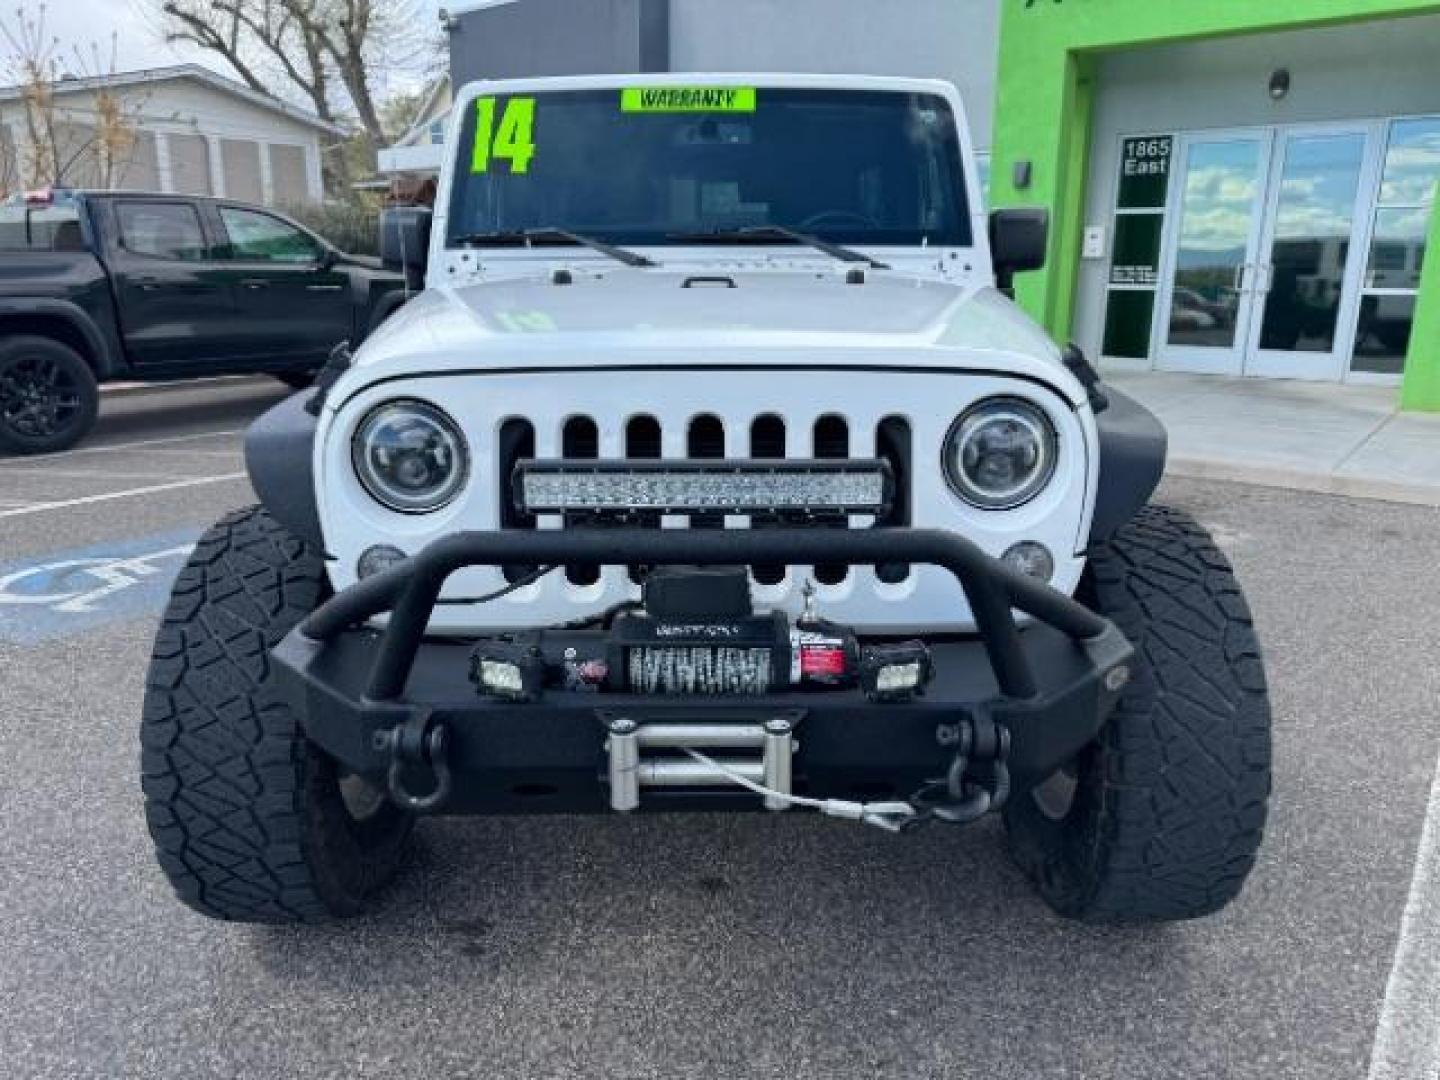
[349,268,1081,404]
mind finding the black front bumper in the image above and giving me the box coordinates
[271,528,1134,815]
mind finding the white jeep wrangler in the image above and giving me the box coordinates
[140,75,1271,924]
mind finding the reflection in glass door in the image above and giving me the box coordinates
[1156,133,1271,375]
[1247,129,1372,380]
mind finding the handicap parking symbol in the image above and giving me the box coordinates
[0,528,203,644]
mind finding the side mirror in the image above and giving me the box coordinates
[989,208,1049,295]
[315,246,338,271]
[380,207,433,291]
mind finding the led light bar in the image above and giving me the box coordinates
[515,459,893,516]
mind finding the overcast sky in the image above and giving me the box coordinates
[11,0,440,99]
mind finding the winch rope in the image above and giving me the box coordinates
[681,748,916,833]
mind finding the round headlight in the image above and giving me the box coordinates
[352,400,468,513]
[944,397,1058,510]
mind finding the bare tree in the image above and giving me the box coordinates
[0,5,146,190]
[162,0,335,124]
[156,0,430,144]
[155,0,432,194]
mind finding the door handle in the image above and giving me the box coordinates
[239,279,270,290]
[306,284,344,292]
[134,280,216,294]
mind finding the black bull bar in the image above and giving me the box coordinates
[299,527,1125,703]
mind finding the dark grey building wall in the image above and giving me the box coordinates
[449,0,668,83]
[447,0,997,144]
[668,0,999,147]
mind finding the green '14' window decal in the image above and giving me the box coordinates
[471,97,537,175]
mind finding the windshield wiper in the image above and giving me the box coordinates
[451,227,658,268]
[667,226,890,270]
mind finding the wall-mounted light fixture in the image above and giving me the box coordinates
[1268,69,1291,102]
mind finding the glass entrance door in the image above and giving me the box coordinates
[1155,132,1272,376]
[1246,127,1376,380]
[1155,123,1382,380]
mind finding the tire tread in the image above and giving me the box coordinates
[1006,504,1273,922]
[141,507,346,922]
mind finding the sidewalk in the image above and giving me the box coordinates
[1102,369,1440,507]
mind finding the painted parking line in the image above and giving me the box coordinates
[0,528,202,644]
[0,467,200,482]
[1367,748,1440,1080]
[0,473,247,519]
[0,429,243,467]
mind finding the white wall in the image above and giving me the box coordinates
[667,0,1001,148]
[1072,13,1440,361]
[0,75,327,203]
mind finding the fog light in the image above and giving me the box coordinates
[1001,542,1054,583]
[469,639,546,703]
[859,642,933,703]
[357,544,407,579]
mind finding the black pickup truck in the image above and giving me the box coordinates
[0,189,408,454]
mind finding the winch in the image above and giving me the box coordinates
[468,566,926,702]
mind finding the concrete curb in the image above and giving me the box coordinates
[1168,456,1440,509]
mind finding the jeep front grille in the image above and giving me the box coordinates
[497,412,912,587]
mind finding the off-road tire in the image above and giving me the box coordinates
[0,335,99,454]
[1004,505,1271,923]
[141,506,411,922]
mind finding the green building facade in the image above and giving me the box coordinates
[991,0,1440,410]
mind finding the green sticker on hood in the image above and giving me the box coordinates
[620,87,756,113]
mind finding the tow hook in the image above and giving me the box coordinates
[909,712,1012,827]
[373,711,452,812]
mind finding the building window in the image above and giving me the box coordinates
[1101,135,1173,359]
[429,120,446,145]
[167,133,212,196]
[1353,116,1438,376]
[220,138,264,204]
[269,144,310,205]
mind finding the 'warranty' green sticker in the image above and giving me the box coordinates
[621,87,756,113]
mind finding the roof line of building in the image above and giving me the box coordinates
[0,63,346,137]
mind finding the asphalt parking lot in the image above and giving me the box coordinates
[2,379,1439,1079]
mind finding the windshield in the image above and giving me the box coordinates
[446,86,972,250]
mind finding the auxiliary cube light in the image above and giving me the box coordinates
[858,641,934,703]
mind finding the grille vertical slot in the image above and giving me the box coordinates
[688,414,726,531]
[562,416,600,586]
[499,418,536,583]
[876,415,912,584]
[813,414,851,585]
[749,413,788,586]
[626,415,662,583]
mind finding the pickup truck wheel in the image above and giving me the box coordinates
[0,335,99,454]
[1003,505,1272,923]
[140,506,412,922]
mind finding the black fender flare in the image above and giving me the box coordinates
[364,289,410,339]
[1088,387,1168,545]
[0,297,119,378]
[244,392,325,550]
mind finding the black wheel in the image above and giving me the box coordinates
[0,335,99,454]
[1004,505,1272,923]
[275,371,316,391]
[141,506,411,922]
